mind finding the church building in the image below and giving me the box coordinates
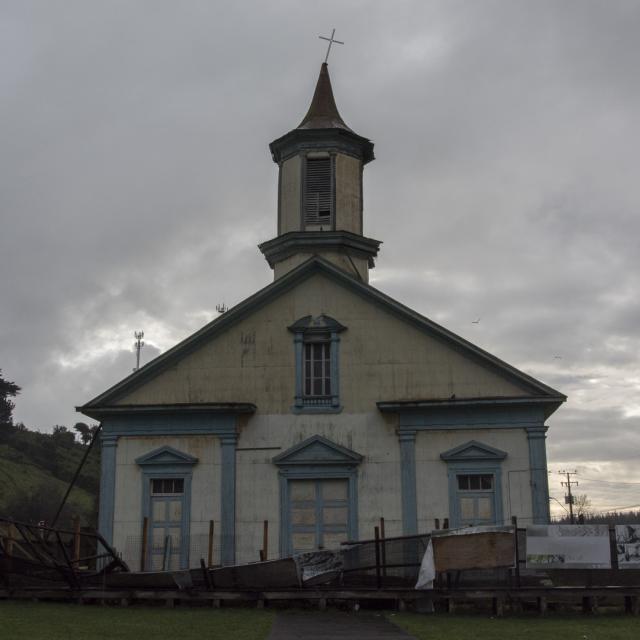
[79,63,565,570]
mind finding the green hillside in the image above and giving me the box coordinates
[0,427,100,529]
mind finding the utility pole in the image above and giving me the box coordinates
[133,331,145,371]
[559,470,579,524]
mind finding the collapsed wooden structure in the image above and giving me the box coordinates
[1,518,639,615]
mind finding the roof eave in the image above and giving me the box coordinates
[377,396,566,419]
[77,402,257,420]
[81,255,566,410]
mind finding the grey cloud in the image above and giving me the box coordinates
[2,1,639,512]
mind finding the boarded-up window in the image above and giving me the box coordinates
[455,473,496,526]
[305,157,332,224]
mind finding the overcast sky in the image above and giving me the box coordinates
[2,1,639,516]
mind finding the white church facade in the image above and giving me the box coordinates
[79,64,565,570]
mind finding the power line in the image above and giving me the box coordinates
[590,503,640,515]
[576,476,640,486]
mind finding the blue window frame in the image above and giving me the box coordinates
[273,435,362,557]
[136,446,198,570]
[454,473,497,526]
[288,478,350,554]
[440,440,506,529]
[288,315,346,413]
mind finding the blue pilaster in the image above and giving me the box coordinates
[527,426,550,524]
[330,331,340,408]
[220,434,237,565]
[98,433,118,544]
[398,430,418,535]
[293,334,304,409]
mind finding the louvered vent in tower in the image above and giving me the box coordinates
[305,157,333,225]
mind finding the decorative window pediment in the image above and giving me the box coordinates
[288,315,346,413]
[288,314,346,335]
[273,435,362,466]
[440,440,507,462]
[441,440,505,528]
[135,446,199,467]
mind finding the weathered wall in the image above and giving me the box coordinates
[272,251,369,282]
[278,155,301,234]
[233,410,402,563]
[335,153,362,234]
[277,152,362,236]
[414,428,533,532]
[109,271,541,566]
[116,272,529,410]
[110,420,536,566]
[112,435,221,569]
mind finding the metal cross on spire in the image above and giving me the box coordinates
[319,28,344,63]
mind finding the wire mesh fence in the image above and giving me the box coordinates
[341,534,430,587]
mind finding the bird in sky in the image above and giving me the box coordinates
[472,317,481,324]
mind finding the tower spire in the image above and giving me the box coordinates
[263,63,379,282]
[297,63,351,131]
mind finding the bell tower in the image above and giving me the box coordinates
[259,63,381,282]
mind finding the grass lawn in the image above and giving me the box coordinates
[0,601,275,640]
[391,612,640,640]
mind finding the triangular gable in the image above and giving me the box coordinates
[273,435,363,466]
[79,256,565,411]
[135,446,199,467]
[440,440,507,462]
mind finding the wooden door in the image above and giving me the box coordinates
[289,478,349,554]
[148,477,185,570]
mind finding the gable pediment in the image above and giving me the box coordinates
[273,435,363,466]
[79,256,565,414]
[135,446,198,467]
[440,440,507,462]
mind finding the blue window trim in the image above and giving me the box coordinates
[446,464,503,528]
[277,466,359,557]
[96,414,238,565]
[136,446,198,570]
[527,426,551,523]
[393,403,550,535]
[273,435,362,556]
[440,441,506,528]
[288,315,346,414]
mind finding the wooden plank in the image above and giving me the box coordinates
[207,521,214,567]
[140,517,148,572]
[262,520,268,562]
[433,532,515,572]
[73,518,81,568]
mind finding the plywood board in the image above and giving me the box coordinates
[433,532,515,572]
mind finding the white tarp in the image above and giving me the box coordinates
[415,538,435,590]
[615,524,640,568]
[526,524,611,569]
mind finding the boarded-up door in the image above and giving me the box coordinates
[289,479,349,554]
[149,477,185,570]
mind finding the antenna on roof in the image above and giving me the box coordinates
[133,331,145,371]
[319,28,344,64]
[216,303,228,314]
